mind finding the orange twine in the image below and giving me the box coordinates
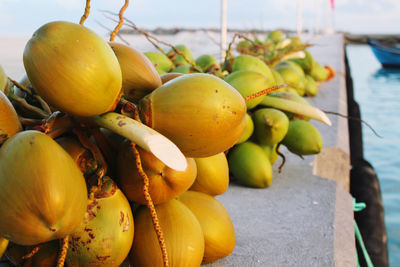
[244,83,287,102]
[131,143,169,267]
[22,244,43,260]
[56,235,69,267]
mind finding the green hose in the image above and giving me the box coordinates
[353,198,374,267]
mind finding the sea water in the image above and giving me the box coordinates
[346,44,400,266]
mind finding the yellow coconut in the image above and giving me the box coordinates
[0,131,88,245]
[110,42,162,102]
[130,199,204,267]
[67,177,134,267]
[190,152,229,196]
[160,72,184,84]
[139,73,247,157]
[0,237,8,258]
[0,90,22,143]
[0,65,8,92]
[179,191,235,264]
[23,21,122,117]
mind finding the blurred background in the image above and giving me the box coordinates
[0,0,400,36]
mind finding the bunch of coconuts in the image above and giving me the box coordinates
[0,20,246,266]
[143,31,334,189]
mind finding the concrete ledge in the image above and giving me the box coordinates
[207,34,356,266]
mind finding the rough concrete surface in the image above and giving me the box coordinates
[204,34,356,267]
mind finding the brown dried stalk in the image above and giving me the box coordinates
[110,0,130,42]
[79,0,91,25]
[102,11,202,73]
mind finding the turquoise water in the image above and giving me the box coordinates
[346,44,400,266]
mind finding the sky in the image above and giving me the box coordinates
[0,0,400,37]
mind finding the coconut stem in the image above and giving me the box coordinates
[266,44,312,67]
[90,112,187,171]
[244,83,288,102]
[79,0,91,25]
[19,117,42,126]
[9,94,49,119]
[131,143,169,267]
[276,143,286,173]
[7,77,32,95]
[73,126,107,178]
[29,112,73,139]
[22,244,43,260]
[110,0,130,42]
[7,77,51,118]
[89,128,116,171]
[119,98,141,121]
[260,96,332,126]
[223,33,258,68]
[227,33,268,61]
[56,235,69,267]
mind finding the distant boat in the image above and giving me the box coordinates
[368,38,400,68]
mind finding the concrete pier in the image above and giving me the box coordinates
[0,32,356,266]
[206,33,356,266]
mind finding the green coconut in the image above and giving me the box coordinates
[267,30,284,43]
[166,44,195,66]
[281,120,323,156]
[224,70,272,109]
[289,50,315,73]
[252,108,289,146]
[275,62,305,96]
[310,61,329,82]
[228,141,273,188]
[232,55,275,85]
[195,54,220,73]
[260,143,280,165]
[304,74,319,97]
[171,64,192,74]
[144,51,175,74]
